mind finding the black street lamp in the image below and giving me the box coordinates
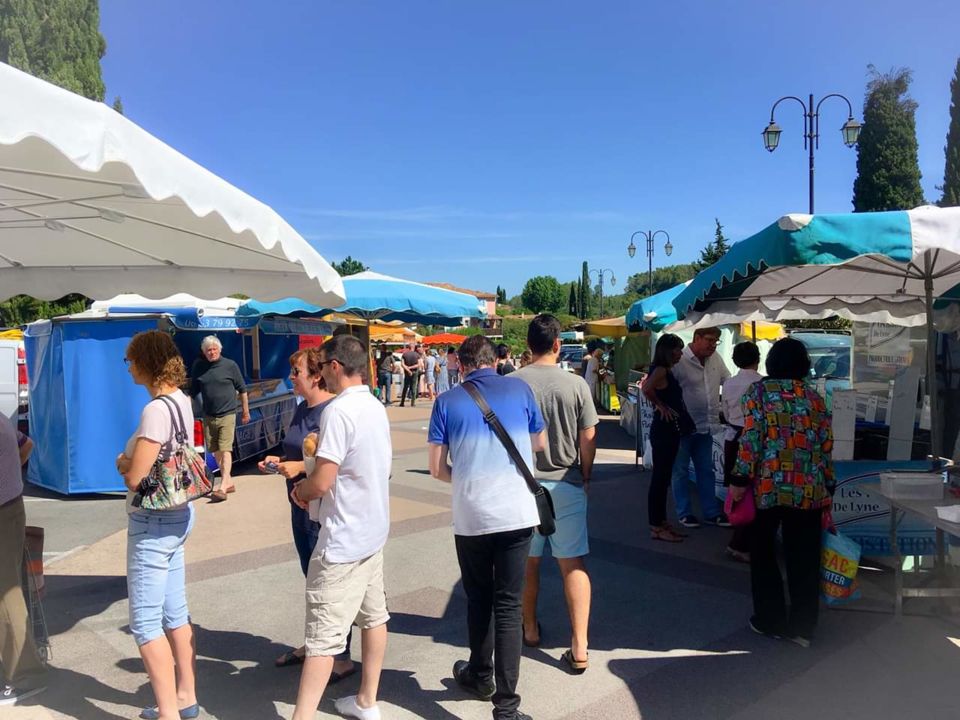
[762,93,861,213]
[627,230,672,297]
[588,267,616,318]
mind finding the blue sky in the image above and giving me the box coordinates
[100,0,960,297]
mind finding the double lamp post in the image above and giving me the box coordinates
[628,230,672,297]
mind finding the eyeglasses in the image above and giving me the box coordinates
[290,367,302,377]
[123,358,132,366]
[318,359,338,369]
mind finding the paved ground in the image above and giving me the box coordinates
[8,404,960,719]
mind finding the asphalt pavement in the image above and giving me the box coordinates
[8,405,960,719]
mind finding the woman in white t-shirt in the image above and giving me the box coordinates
[115,330,199,720]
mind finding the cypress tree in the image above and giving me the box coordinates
[941,58,960,207]
[852,66,925,212]
[0,0,107,101]
[568,283,578,316]
[580,262,591,320]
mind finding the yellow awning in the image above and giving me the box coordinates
[584,316,628,338]
[739,321,783,341]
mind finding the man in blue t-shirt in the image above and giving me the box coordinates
[428,335,545,720]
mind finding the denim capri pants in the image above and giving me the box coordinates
[126,505,195,646]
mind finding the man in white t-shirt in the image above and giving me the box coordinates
[290,335,391,720]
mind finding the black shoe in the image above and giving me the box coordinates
[494,712,533,720]
[748,616,782,640]
[0,684,46,706]
[710,513,732,528]
[453,660,495,700]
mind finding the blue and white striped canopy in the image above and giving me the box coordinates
[673,206,960,329]
[625,281,691,332]
[241,270,486,326]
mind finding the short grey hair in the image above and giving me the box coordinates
[201,335,222,351]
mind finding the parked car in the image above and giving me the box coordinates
[559,344,586,373]
[791,331,852,408]
[0,332,28,432]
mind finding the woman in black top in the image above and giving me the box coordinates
[642,334,693,543]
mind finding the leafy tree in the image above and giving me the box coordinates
[112,95,123,114]
[579,262,591,320]
[331,256,368,276]
[624,262,699,298]
[695,218,730,270]
[496,286,507,304]
[941,57,960,207]
[568,282,578,316]
[520,275,565,314]
[0,0,110,325]
[852,66,925,212]
[0,0,107,101]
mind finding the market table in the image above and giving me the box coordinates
[869,486,960,616]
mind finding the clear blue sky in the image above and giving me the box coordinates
[100,0,960,297]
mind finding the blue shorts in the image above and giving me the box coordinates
[529,480,589,559]
[126,505,194,646]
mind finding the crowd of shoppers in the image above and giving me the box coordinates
[1,318,835,717]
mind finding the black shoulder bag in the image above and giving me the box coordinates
[461,381,556,536]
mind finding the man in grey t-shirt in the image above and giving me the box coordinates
[514,314,597,673]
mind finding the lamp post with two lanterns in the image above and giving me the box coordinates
[627,230,673,298]
[588,268,616,318]
[761,93,862,214]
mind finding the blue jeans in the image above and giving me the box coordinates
[126,506,195,646]
[377,371,392,404]
[670,433,721,521]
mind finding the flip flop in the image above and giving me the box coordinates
[274,650,305,667]
[209,490,228,503]
[329,664,358,684]
[225,485,237,494]
[560,649,588,674]
[522,621,542,648]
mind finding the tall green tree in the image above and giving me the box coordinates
[0,0,107,101]
[941,57,960,207]
[567,282,578,316]
[852,66,925,212]
[331,256,368,276]
[520,276,565,314]
[579,262,591,320]
[695,218,730,270]
[0,0,110,325]
[625,262,699,297]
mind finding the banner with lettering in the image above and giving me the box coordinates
[831,460,937,556]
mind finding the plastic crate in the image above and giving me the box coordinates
[879,472,944,500]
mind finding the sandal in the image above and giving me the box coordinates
[522,621,542,648]
[560,649,589,674]
[275,649,305,667]
[650,526,683,543]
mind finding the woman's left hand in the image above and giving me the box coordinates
[277,461,305,480]
[290,481,309,510]
[116,453,131,475]
[729,486,747,502]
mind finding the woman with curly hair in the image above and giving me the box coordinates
[116,330,200,720]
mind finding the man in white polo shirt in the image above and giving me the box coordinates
[290,335,392,720]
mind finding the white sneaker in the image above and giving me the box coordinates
[334,694,382,720]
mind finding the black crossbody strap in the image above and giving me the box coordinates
[461,380,541,497]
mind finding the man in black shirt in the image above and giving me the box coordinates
[399,343,421,407]
[190,336,250,500]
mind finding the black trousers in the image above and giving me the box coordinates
[399,371,419,406]
[648,424,680,527]
[454,527,533,719]
[750,506,822,638]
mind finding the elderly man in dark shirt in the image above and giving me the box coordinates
[190,335,250,501]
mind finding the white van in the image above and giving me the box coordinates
[0,337,28,428]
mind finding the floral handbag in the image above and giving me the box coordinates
[133,395,213,510]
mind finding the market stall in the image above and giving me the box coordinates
[671,206,960,559]
[24,297,337,494]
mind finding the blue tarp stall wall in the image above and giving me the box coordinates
[26,318,155,494]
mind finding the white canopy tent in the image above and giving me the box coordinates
[0,62,345,306]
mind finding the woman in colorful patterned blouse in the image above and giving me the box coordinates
[731,337,834,647]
